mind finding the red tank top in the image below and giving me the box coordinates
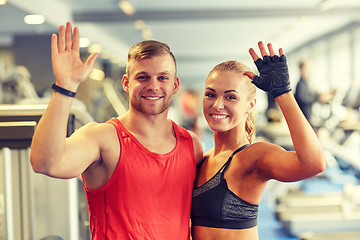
[82,118,196,240]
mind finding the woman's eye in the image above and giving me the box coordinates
[205,93,215,98]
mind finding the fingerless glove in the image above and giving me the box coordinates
[252,55,292,98]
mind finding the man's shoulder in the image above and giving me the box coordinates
[78,121,117,140]
[82,120,113,129]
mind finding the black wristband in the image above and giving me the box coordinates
[51,83,76,97]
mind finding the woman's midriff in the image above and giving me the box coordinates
[191,225,259,240]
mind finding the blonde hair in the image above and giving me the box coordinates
[209,61,257,143]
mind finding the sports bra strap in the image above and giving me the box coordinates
[220,144,250,172]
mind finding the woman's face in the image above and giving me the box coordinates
[203,70,254,132]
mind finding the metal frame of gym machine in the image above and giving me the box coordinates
[0,104,93,240]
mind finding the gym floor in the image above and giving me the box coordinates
[258,194,297,240]
[258,163,360,240]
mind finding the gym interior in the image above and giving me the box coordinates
[1,1,360,239]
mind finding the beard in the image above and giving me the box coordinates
[130,94,172,116]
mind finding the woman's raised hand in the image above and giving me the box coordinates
[246,41,291,98]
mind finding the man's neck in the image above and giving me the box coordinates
[118,109,171,137]
[118,110,176,154]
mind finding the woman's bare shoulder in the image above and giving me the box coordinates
[204,148,214,159]
[248,141,285,153]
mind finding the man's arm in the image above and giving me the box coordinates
[30,22,99,179]
[188,131,204,167]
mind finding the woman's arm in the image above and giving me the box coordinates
[246,41,326,182]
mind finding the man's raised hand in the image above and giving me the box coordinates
[51,22,98,91]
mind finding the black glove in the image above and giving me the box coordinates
[252,55,292,98]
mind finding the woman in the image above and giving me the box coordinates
[191,41,327,239]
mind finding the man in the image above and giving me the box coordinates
[30,22,203,239]
[294,60,336,126]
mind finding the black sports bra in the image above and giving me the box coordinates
[191,144,258,229]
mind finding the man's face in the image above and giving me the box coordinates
[122,54,179,116]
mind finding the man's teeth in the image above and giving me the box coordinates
[212,114,227,119]
[145,96,161,100]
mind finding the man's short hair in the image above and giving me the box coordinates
[126,40,177,75]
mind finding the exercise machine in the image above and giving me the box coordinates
[0,104,93,240]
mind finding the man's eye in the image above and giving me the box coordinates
[137,76,148,81]
[158,76,169,81]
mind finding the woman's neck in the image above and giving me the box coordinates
[213,127,249,155]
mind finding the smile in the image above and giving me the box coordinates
[143,96,162,100]
[211,114,228,119]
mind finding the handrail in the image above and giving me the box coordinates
[0,104,94,125]
[103,78,127,116]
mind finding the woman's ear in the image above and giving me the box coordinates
[122,74,129,93]
[248,98,256,113]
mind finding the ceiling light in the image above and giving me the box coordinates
[118,0,135,15]
[110,55,126,66]
[142,28,153,40]
[101,49,111,59]
[79,37,91,48]
[0,0,7,6]
[134,20,145,30]
[89,69,105,81]
[298,16,309,23]
[110,57,120,64]
[319,0,338,11]
[88,44,102,54]
[24,15,45,25]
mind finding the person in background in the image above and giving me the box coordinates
[190,41,326,240]
[30,22,203,239]
[294,59,336,127]
[180,89,202,135]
